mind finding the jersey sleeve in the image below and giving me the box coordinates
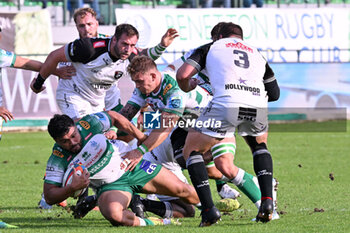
[44,147,67,186]
[91,111,112,131]
[64,38,109,64]
[127,88,146,109]
[0,49,16,68]
[186,42,213,72]
[263,63,276,84]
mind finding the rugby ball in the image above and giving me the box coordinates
[62,164,87,198]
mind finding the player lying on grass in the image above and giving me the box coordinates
[43,111,199,226]
[73,126,241,220]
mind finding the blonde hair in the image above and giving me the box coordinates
[73,7,97,24]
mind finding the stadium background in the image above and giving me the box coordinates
[0,1,349,132]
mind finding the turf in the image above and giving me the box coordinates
[0,121,349,232]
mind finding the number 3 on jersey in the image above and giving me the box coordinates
[233,50,250,69]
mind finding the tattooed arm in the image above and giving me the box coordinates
[119,103,141,121]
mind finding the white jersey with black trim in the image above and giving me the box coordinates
[187,38,269,108]
[63,37,137,106]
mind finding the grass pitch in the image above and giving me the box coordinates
[0,121,349,232]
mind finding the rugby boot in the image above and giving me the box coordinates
[199,206,221,227]
[256,198,274,223]
[73,195,98,219]
[129,194,146,218]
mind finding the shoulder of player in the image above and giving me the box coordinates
[67,37,110,62]
[161,73,184,97]
[76,113,107,129]
[51,144,72,159]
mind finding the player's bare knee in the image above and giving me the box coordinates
[211,142,237,179]
[101,205,124,226]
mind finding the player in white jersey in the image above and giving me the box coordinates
[30,24,178,120]
[177,22,280,224]
[44,111,199,227]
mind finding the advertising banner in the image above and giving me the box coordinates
[0,10,57,119]
[116,8,350,63]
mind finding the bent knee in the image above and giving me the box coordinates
[101,206,124,226]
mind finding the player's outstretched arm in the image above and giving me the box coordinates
[30,46,67,93]
[160,28,179,48]
[107,110,146,142]
[13,56,42,71]
[140,28,179,60]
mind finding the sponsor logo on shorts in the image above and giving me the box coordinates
[238,107,257,122]
[140,160,157,175]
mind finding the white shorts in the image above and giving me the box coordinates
[196,100,268,138]
[56,79,104,119]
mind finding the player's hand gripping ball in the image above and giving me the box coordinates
[62,164,87,198]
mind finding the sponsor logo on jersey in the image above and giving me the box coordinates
[225,83,260,96]
[225,42,253,53]
[93,41,106,48]
[114,71,123,80]
[88,151,108,173]
[162,83,172,96]
[82,151,92,160]
[80,121,90,130]
[53,149,64,158]
[94,112,107,121]
[84,132,93,141]
[169,96,182,109]
[46,166,55,171]
[91,83,112,89]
